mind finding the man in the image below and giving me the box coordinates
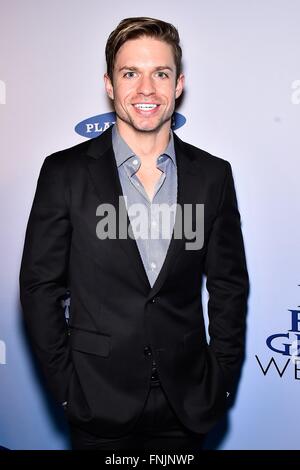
[19,17,249,450]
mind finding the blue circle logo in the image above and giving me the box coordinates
[75,112,186,139]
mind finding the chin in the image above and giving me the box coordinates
[134,125,160,132]
[131,118,170,133]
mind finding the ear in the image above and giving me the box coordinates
[104,73,114,100]
[175,73,185,99]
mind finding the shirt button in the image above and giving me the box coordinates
[144,346,152,357]
[150,262,156,269]
[151,220,157,226]
[132,159,138,165]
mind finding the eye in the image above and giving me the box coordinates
[156,71,169,79]
[123,71,137,78]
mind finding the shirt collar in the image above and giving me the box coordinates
[112,124,176,168]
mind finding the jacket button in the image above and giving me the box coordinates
[144,346,152,357]
[151,297,157,303]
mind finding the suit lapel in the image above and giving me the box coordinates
[85,126,199,297]
[148,132,199,298]
[86,127,150,291]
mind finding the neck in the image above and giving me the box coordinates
[116,121,171,162]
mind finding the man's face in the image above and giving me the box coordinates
[104,36,184,134]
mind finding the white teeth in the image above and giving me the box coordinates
[134,104,158,110]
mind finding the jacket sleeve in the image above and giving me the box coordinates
[19,154,73,405]
[204,161,249,393]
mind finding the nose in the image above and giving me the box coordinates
[136,74,155,96]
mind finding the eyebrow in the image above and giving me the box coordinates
[118,65,174,73]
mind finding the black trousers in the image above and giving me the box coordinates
[68,380,205,451]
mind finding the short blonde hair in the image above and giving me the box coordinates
[105,17,182,81]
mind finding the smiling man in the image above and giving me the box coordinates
[104,31,184,203]
[20,17,249,451]
[104,34,183,132]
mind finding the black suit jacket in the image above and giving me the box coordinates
[19,125,249,437]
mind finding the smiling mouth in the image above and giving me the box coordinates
[133,103,159,111]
